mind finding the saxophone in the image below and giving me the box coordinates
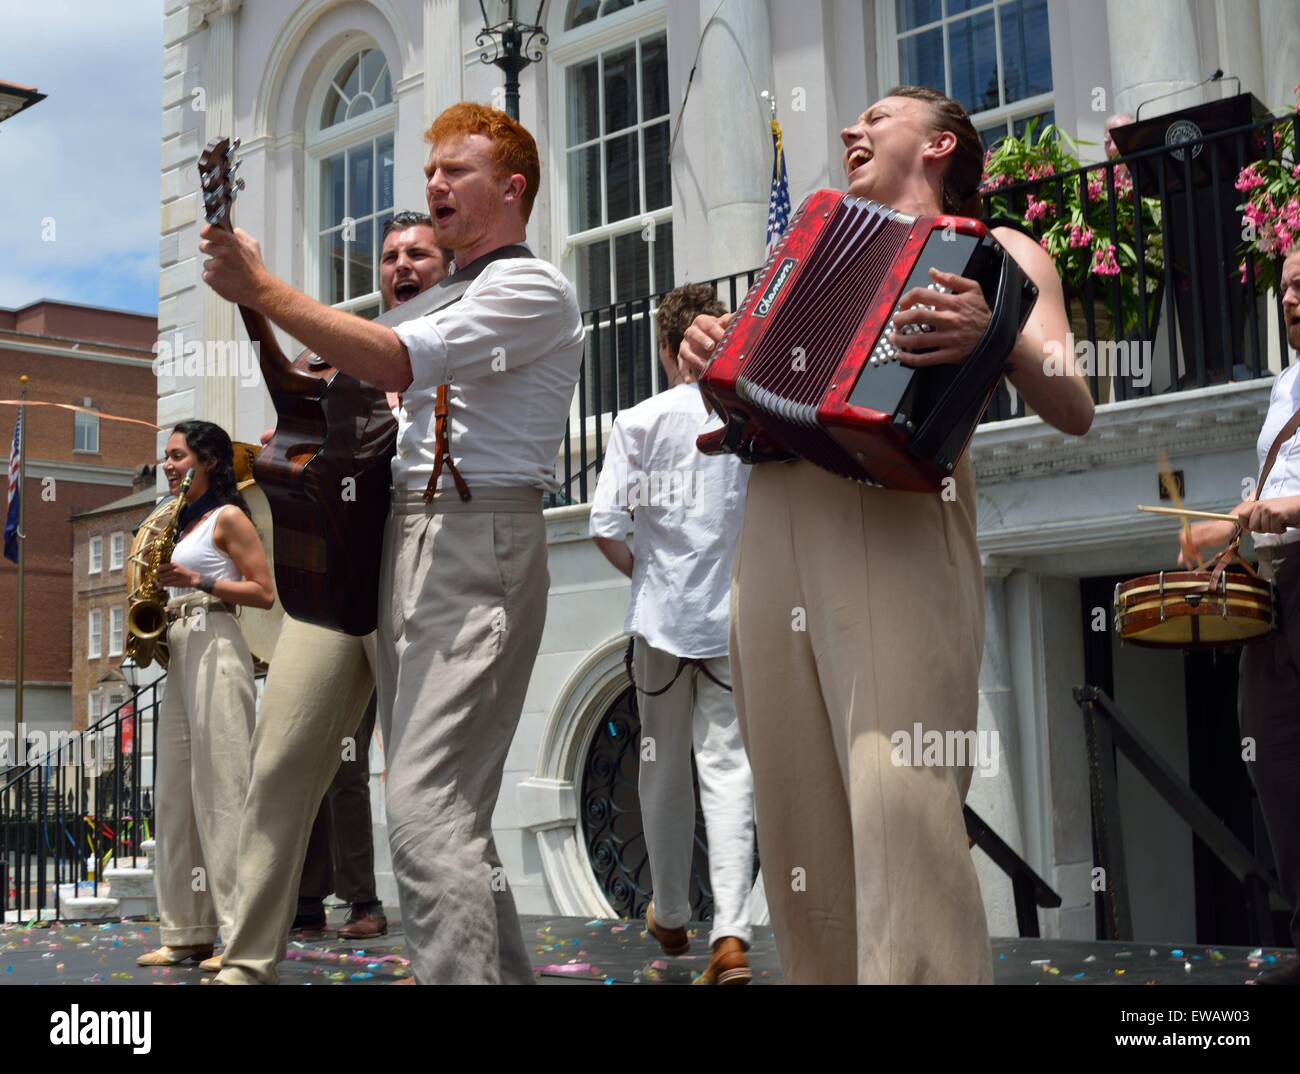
[125,469,194,669]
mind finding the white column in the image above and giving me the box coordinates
[198,0,240,434]
[1214,0,1264,104]
[1259,0,1300,112]
[969,568,1029,939]
[1106,0,1202,118]
[424,0,464,128]
[699,0,773,280]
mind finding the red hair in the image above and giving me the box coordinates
[425,103,541,222]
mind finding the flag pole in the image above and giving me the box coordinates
[14,374,27,755]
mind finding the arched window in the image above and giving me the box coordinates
[308,46,396,320]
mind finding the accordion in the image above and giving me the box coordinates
[697,190,1038,492]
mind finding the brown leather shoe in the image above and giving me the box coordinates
[136,944,214,967]
[199,953,223,973]
[338,903,388,940]
[645,901,689,957]
[692,937,751,986]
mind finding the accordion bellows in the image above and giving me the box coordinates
[698,190,1038,492]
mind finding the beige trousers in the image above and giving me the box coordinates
[374,487,549,985]
[215,618,376,985]
[730,458,990,984]
[154,602,256,947]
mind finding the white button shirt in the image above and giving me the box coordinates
[391,257,585,493]
[589,383,749,659]
[1254,362,1300,547]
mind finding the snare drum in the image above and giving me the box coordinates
[1113,569,1275,649]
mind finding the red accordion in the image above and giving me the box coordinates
[697,190,1038,492]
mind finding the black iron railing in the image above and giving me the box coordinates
[0,675,161,922]
[549,111,1297,508]
[1074,685,1285,946]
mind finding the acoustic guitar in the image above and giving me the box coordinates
[197,136,396,636]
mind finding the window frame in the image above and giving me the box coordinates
[304,41,398,320]
[876,0,1055,145]
[88,535,103,575]
[109,606,124,658]
[109,531,125,571]
[88,608,103,660]
[548,0,673,421]
[74,406,100,454]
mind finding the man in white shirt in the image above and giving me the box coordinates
[201,103,584,984]
[590,283,756,986]
[1181,242,1300,985]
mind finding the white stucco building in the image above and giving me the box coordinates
[156,0,1300,944]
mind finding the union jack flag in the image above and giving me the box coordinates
[766,118,792,255]
[4,410,20,563]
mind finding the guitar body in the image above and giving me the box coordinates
[251,357,396,636]
[200,137,395,636]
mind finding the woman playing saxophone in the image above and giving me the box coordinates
[136,420,274,971]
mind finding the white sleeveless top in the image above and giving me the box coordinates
[167,504,242,600]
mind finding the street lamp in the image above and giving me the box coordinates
[476,0,549,121]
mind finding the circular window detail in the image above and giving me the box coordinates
[579,687,717,922]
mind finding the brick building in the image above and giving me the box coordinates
[70,472,159,733]
[1,300,158,740]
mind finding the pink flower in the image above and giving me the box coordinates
[1087,173,1105,200]
[1024,194,1051,221]
[1069,225,1094,249]
[1039,236,1050,250]
[1293,162,1300,180]
[1239,259,1249,285]
[1235,164,1265,192]
[1091,244,1121,276]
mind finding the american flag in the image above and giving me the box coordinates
[766,117,792,255]
[4,410,20,563]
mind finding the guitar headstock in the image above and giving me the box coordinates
[197,136,245,231]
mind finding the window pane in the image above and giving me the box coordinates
[339,52,362,102]
[640,35,669,121]
[899,27,944,92]
[568,0,600,28]
[378,134,394,210]
[348,219,374,300]
[652,220,673,293]
[346,94,374,122]
[602,0,634,15]
[568,144,602,231]
[321,152,346,229]
[1000,0,1052,104]
[322,87,348,129]
[978,122,1007,153]
[348,142,373,219]
[613,229,649,302]
[643,121,670,212]
[567,59,600,146]
[1012,108,1054,138]
[949,9,999,113]
[352,302,382,322]
[321,230,346,304]
[946,0,982,14]
[374,66,393,107]
[360,49,382,94]
[605,131,639,223]
[575,240,611,309]
[603,45,637,135]
[897,0,941,32]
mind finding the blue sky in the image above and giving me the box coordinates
[0,1,163,316]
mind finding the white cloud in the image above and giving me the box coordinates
[0,0,163,313]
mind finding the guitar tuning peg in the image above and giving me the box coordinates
[228,158,242,174]
[212,203,227,222]
[203,189,219,206]
[230,137,241,152]
[234,177,246,191]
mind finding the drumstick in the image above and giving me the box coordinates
[1137,504,1242,523]
[1156,448,1200,570]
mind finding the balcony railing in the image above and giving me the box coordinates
[549,110,1297,509]
[1,676,160,921]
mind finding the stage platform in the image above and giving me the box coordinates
[0,910,1293,985]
